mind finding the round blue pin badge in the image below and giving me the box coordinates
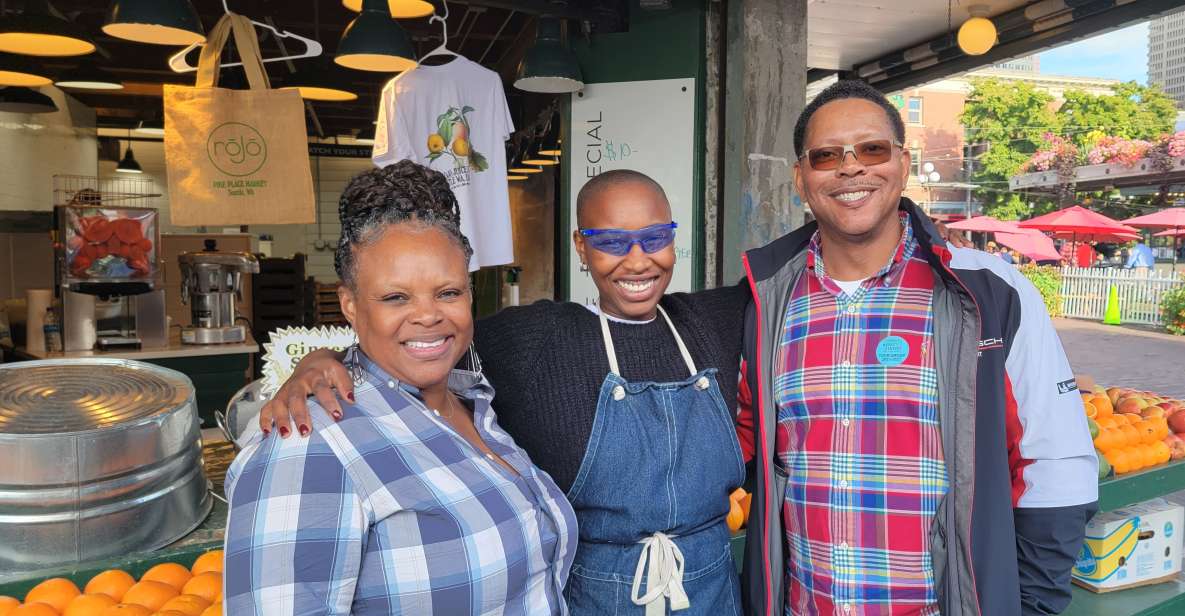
[876,336,910,367]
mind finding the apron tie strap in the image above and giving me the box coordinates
[631,532,690,615]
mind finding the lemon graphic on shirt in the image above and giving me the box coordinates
[427,133,445,154]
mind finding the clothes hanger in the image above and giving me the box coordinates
[418,0,461,65]
[166,0,323,73]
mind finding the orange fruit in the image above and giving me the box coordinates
[65,593,118,616]
[1136,420,1158,445]
[99,605,152,616]
[1092,395,1115,418]
[189,552,222,577]
[1113,414,1131,426]
[1120,424,1141,448]
[199,602,220,616]
[1094,428,1116,452]
[140,564,191,592]
[180,575,220,605]
[157,595,208,616]
[1108,450,1128,475]
[86,570,136,602]
[1098,416,1118,430]
[1083,401,1098,419]
[0,597,19,616]
[26,577,82,613]
[1153,441,1172,465]
[10,604,58,616]
[121,582,177,612]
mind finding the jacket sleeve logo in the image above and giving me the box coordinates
[1057,379,1079,395]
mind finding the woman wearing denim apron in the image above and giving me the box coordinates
[262,169,752,614]
[561,303,745,615]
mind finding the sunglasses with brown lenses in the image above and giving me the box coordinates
[799,139,904,171]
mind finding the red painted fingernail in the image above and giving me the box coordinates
[279,426,290,438]
[299,424,310,437]
[347,392,355,402]
[332,410,342,420]
[262,428,270,437]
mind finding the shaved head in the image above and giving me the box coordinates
[576,169,668,227]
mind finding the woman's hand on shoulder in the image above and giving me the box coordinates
[259,348,352,438]
[934,221,972,249]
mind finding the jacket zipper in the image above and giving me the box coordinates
[743,254,776,616]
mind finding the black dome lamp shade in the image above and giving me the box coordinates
[282,61,359,102]
[0,0,97,57]
[0,87,58,113]
[103,0,206,46]
[341,0,434,20]
[0,52,53,87]
[514,18,583,94]
[55,63,123,90]
[116,140,143,174]
[335,0,417,72]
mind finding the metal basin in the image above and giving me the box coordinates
[216,378,267,451]
[0,359,211,574]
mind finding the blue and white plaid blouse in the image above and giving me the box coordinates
[224,351,578,615]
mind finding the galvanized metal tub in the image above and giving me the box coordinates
[0,359,211,574]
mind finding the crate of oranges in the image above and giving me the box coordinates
[1091,412,1173,477]
[0,550,222,616]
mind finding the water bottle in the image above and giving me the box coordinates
[44,307,62,353]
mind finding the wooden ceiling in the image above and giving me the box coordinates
[15,0,626,138]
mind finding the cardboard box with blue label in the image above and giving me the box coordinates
[1073,498,1184,592]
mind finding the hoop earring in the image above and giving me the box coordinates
[579,262,589,273]
[466,342,484,376]
[343,343,365,385]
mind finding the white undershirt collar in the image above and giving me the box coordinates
[583,303,658,325]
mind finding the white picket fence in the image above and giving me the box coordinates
[1059,267,1183,326]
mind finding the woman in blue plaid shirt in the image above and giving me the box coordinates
[223,161,578,615]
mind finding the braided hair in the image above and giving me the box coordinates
[334,160,474,289]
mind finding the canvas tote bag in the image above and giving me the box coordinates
[164,13,315,225]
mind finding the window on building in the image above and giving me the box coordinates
[910,149,922,179]
[907,97,923,124]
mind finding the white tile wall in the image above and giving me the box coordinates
[0,87,97,211]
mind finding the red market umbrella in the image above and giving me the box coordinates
[1127,208,1185,269]
[947,215,1021,234]
[994,229,1061,262]
[1018,205,1141,262]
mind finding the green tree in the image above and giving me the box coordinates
[960,79,1178,219]
[960,79,1061,218]
[1057,82,1177,149]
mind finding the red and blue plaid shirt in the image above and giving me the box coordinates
[774,214,947,615]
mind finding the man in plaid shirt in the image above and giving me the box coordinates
[738,81,1098,615]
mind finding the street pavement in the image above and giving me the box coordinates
[1054,318,1185,400]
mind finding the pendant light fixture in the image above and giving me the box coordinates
[282,61,359,102]
[116,135,143,174]
[341,0,434,20]
[522,154,559,166]
[132,119,164,137]
[957,5,996,56]
[0,53,53,87]
[515,18,583,94]
[0,0,96,57]
[537,112,562,156]
[55,63,123,90]
[336,0,417,72]
[103,0,205,46]
[508,174,528,181]
[538,139,562,157]
[0,87,58,113]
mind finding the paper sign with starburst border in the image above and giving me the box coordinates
[260,325,356,397]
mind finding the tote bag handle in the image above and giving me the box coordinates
[195,13,270,90]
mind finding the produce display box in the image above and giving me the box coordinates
[0,499,226,599]
[1100,459,1185,513]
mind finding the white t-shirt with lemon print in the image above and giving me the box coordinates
[373,56,515,270]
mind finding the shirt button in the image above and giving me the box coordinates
[839,542,849,550]
[432,409,441,417]
[841,418,850,427]
[841,360,851,368]
[387,380,396,389]
[839,479,848,488]
[846,305,857,314]
[843,604,852,613]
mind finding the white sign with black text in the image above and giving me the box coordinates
[567,78,696,305]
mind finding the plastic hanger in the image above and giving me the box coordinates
[419,0,461,64]
[166,0,323,73]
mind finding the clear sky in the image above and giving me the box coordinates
[1037,23,1148,84]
